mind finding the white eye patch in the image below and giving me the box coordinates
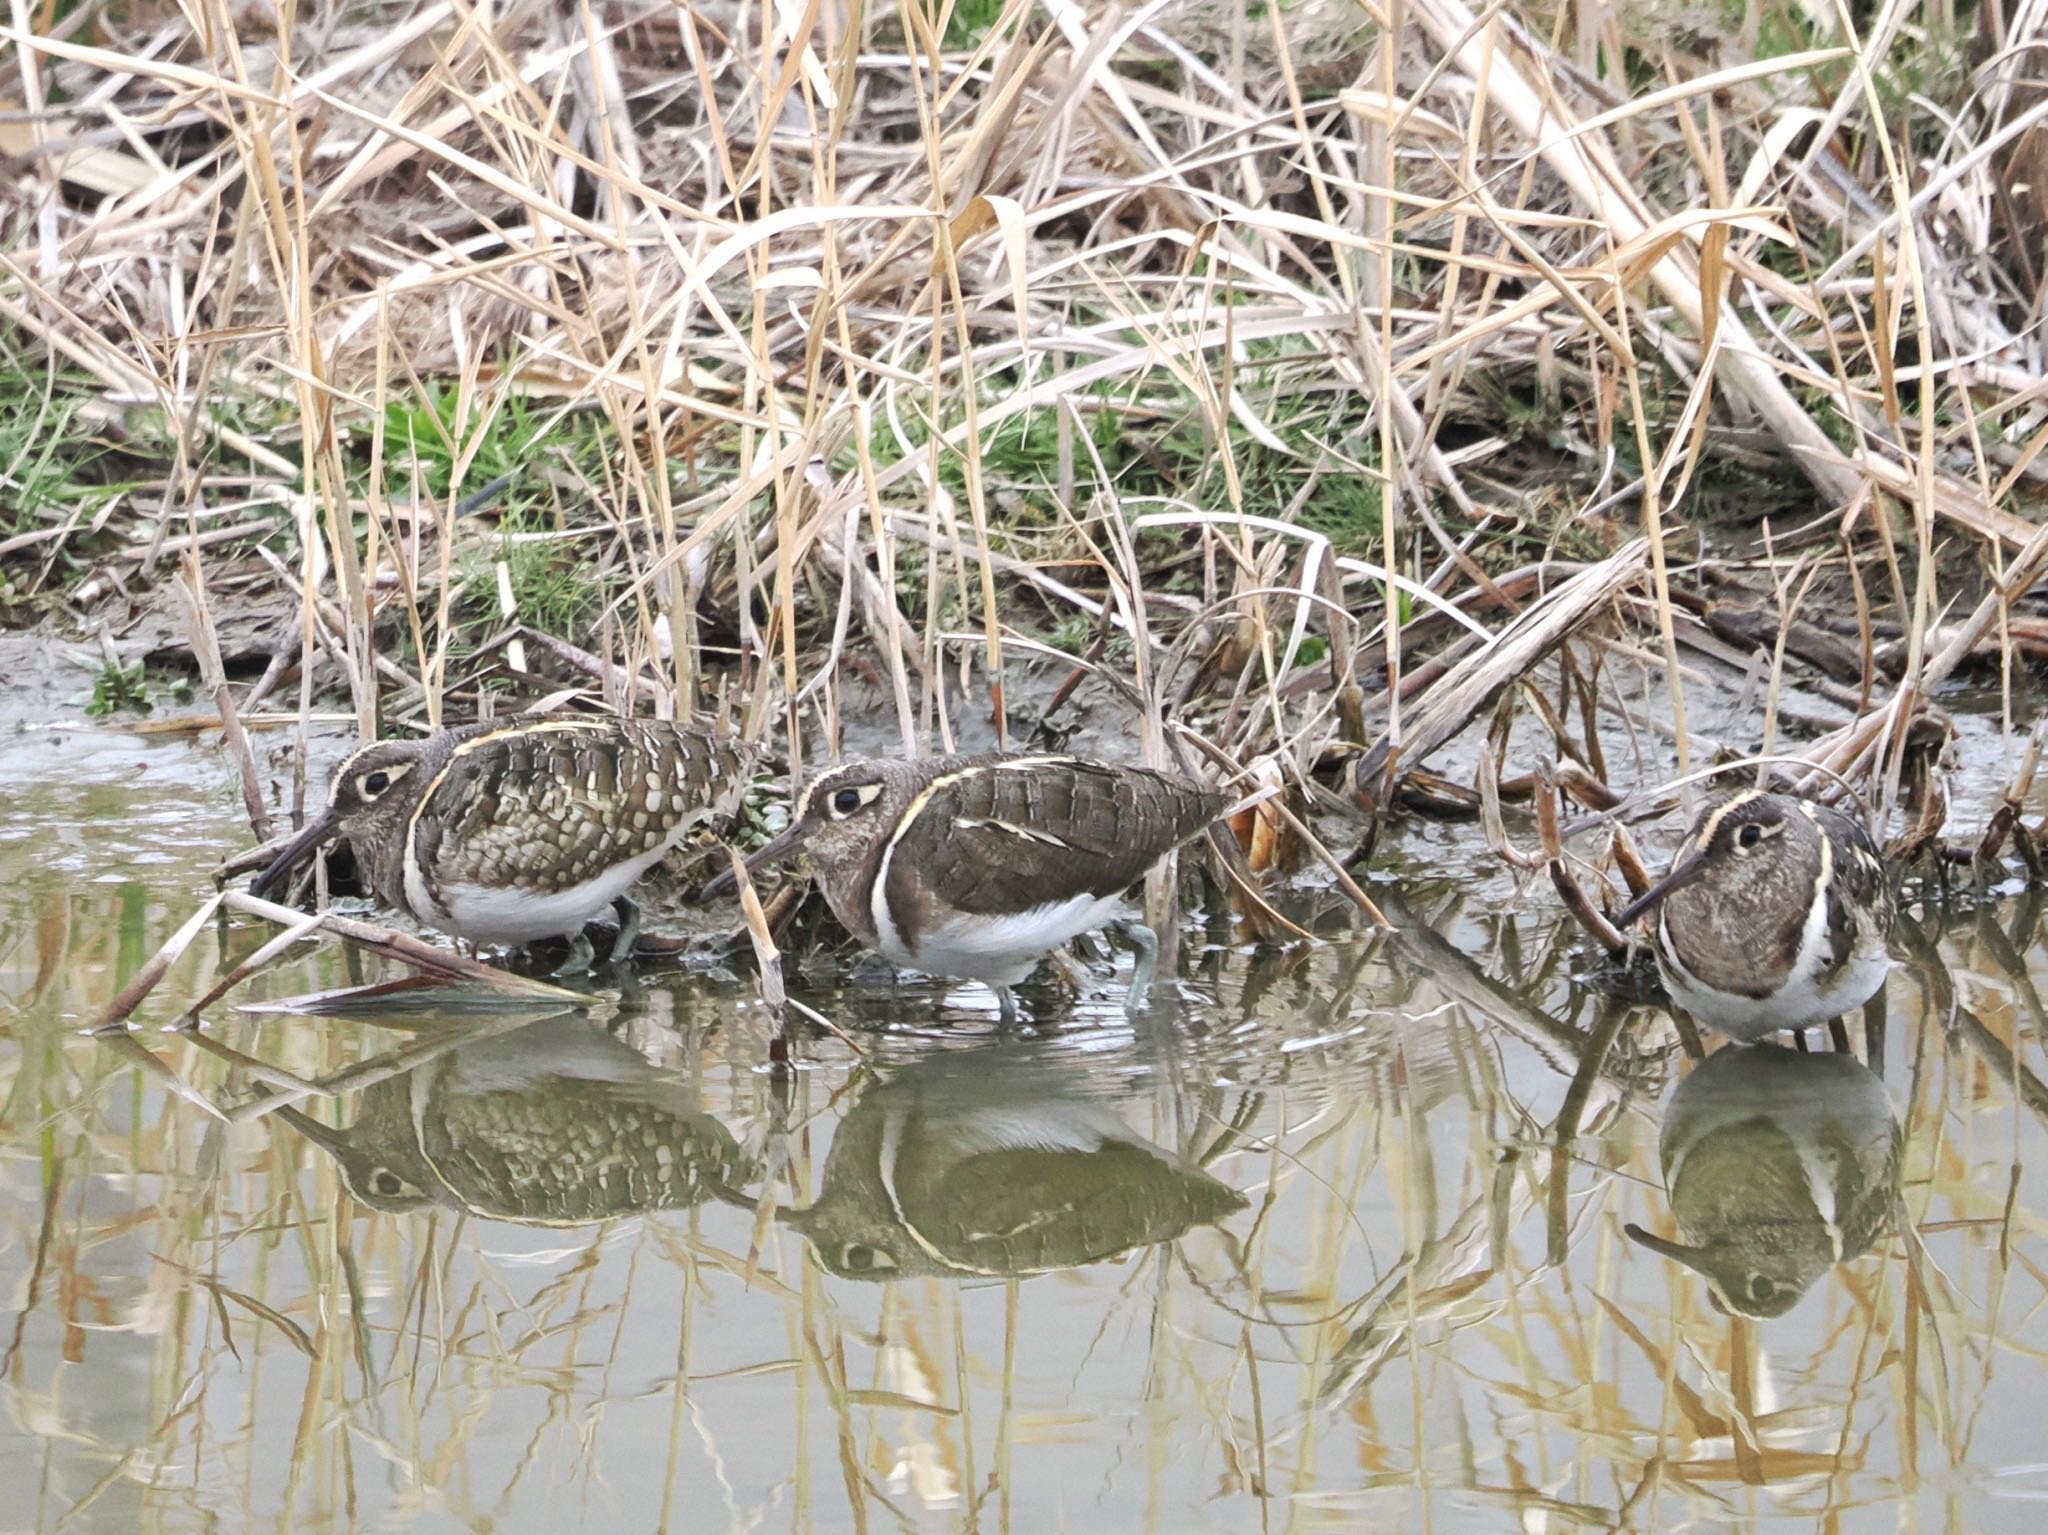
[826,782,883,819]
[355,762,414,802]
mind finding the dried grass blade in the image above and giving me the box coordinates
[222,889,595,1006]
[89,891,227,1034]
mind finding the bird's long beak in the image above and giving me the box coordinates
[249,808,342,898]
[1622,1222,1712,1274]
[701,820,811,901]
[707,1180,803,1222]
[270,1101,351,1158]
[1614,849,1708,927]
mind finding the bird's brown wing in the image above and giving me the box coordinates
[881,755,1227,949]
[411,718,750,899]
[1810,801,1894,970]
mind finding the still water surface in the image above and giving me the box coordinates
[4,724,2047,1532]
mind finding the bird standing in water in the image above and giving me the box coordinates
[252,715,751,972]
[705,752,1229,1021]
[1614,790,1894,1044]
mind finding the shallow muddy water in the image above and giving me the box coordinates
[5,719,2048,1533]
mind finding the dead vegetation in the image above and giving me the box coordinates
[8,7,2048,1523]
[4,0,2046,962]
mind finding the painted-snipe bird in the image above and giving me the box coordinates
[703,753,1230,1020]
[1614,790,1894,1043]
[275,1015,754,1221]
[252,715,751,972]
[781,1048,1245,1280]
[1625,1041,1899,1317]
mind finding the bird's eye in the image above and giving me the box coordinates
[832,787,864,816]
[352,762,409,801]
[1748,1274,1776,1303]
[370,1170,406,1197]
[1737,823,1763,849]
[839,1242,895,1272]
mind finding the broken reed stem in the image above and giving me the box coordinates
[726,845,786,1013]
[89,890,227,1033]
[176,561,276,840]
[222,888,594,1005]
[1536,761,1627,954]
[1609,825,1655,899]
[174,909,330,1025]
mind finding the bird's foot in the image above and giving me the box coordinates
[553,931,597,977]
[607,896,642,967]
[1121,922,1161,1013]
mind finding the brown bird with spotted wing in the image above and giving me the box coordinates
[1614,789,1894,1043]
[253,716,751,972]
[705,753,1230,1019]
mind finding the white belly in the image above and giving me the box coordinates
[1660,908,1893,1040]
[878,893,1131,986]
[404,849,667,946]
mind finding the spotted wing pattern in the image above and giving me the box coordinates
[415,1073,753,1224]
[1810,801,1894,978]
[882,755,1229,950]
[409,719,749,902]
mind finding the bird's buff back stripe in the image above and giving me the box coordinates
[868,756,1079,955]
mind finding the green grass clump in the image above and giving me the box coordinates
[939,0,1005,46]
[85,658,150,717]
[378,383,562,504]
[377,380,623,632]
[872,356,1386,555]
[495,503,609,637]
[0,338,161,558]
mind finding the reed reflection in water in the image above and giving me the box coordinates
[4,866,2048,1531]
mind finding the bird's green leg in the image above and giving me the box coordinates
[607,896,642,966]
[1123,922,1161,1012]
[553,930,596,977]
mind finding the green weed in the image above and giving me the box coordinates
[871,353,1386,556]
[85,659,150,717]
[939,0,1005,46]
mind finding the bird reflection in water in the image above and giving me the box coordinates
[778,1048,1247,1280]
[276,1015,754,1221]
[1627,1042,1901,1317]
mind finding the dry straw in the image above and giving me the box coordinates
[3,0,2042,991]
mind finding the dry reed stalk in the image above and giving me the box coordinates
[174,561,275,841]
[88,889,227,1033]
[1797,522,2048,801]
[1351,540,1650,805]
[222,888,594,1005]
[1535,761,1626,953]
[8,0,2044,1121]
[724,846,786,1015]
[173,908,329,1025]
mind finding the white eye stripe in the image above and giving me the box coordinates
[1732,818,1784,850]
[827,782,883,818]
[355,762,414,800]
